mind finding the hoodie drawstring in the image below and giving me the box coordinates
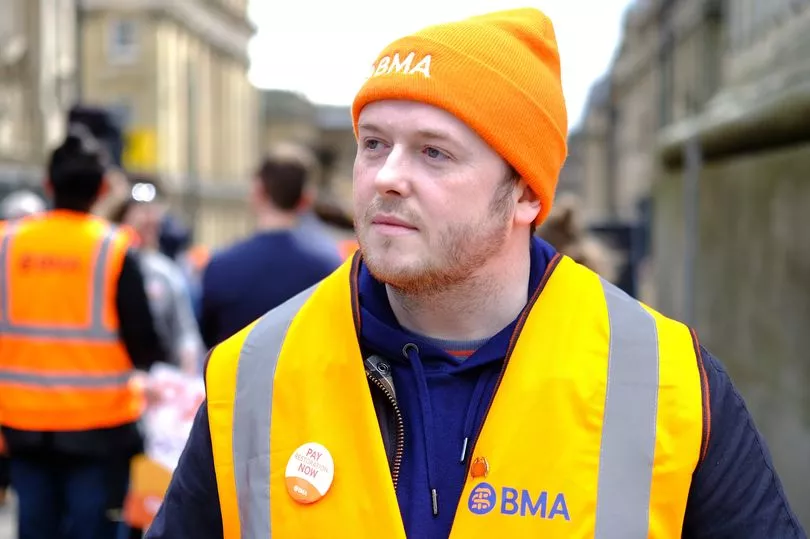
[460,372,493,463]
[403,343,440,517]
[403,342,496,517]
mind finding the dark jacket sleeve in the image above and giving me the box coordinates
[683,346,807,538]
[116,248,168,370]
[145,400,223,539]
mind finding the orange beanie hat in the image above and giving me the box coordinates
[352,8,569,225]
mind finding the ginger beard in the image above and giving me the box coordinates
[356,179,515,295]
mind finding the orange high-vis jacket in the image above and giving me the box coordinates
[0,211,144,432]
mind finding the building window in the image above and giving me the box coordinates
[107,18,139,64]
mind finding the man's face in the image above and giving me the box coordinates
[353,100,516,294]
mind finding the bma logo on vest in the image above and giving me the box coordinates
[467,482,570,521]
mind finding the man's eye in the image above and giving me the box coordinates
[424,147,447,160]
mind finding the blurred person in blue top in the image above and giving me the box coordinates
[199,143,342,348]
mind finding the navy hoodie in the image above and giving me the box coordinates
[355,240,553,536]
[146,238,806,538]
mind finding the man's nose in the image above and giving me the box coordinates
[373,146,413,197]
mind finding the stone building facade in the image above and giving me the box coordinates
[79,0,259,247]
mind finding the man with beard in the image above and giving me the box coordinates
[146,8,805,539]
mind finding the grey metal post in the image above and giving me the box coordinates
[683,135,701,326]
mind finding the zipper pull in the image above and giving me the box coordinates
[431,488,439,516]
[460,437,469,463]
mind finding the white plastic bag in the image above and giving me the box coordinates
[141,363,205,471]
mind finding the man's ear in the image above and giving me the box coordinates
[514,178,540,226]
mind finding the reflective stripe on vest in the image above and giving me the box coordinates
[219,272,663,537]
[595,279,658,537]
[0,222,127,393]
[230,285,316,538]
[0,222,119,341]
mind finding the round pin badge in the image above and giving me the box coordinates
[285,442,335,504]
[470,456,490,479]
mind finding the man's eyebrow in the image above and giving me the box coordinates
[357,123,384,133]
[414,128,455,142]
[356,124,459,146]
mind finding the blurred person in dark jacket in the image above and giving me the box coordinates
[200,144,342,348]
[112,176,205,376]
[0,125,167,539]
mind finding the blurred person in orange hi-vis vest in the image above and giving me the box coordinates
[0,188,47,506]
[0,124,169,539]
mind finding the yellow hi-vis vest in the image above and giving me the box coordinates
[207,255,705,538]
